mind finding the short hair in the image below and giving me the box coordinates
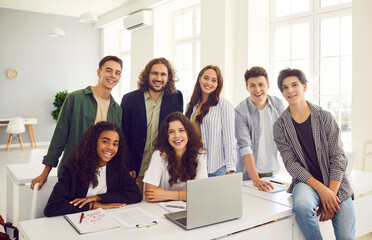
[137,57,177,95]
[244,66,269,85]
[277,68,308,92]
[99,56,123,69]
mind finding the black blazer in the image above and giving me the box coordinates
[120,90,183,175]
[44,158,142,217]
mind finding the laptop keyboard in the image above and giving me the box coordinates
[175,217,187,226]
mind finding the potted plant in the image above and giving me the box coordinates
[51,90,68,121]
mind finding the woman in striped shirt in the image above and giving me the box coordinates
[185,65,236,177]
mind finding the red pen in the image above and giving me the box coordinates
[79,213,84,224]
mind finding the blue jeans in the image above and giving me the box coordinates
[208,166,226,177]
[292,182,355,240]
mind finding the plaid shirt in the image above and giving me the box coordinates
[273,102,353,202]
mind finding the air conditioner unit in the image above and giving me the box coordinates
[123,10,153,31]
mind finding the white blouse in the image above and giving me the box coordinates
[143,150,208,191]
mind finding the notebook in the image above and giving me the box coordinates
[64,208,121,234]
[164,173,243,230]
[242,177,290,193]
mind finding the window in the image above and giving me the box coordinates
[120,29,131,96]
[102,21,131,102]
[172,4,200,105]
[271,0,352,148]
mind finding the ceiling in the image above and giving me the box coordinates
[0,0,134,18]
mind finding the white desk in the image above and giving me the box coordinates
[19,194,294,240]
[242,169,372,239]
[0,118,38,148]
[6,163,58,225]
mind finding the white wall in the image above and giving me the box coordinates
[0,8,100,145]
[352,0,372,171]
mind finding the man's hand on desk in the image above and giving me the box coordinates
[252,178,274,192]
[31,165,52,190]
[30,175,46,190]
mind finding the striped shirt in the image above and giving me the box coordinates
[190,98,237,173]
[273,102,353,202]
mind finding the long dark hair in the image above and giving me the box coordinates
[185,65,223,123]
[155,112,204,186]
[137,57,177,95]
[72,121,128,188]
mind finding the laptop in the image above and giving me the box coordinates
[164,173,243,230]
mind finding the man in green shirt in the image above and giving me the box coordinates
[31,56,123,189]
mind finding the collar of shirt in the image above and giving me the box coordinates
[144,91,164,102]
[247,95,274,113]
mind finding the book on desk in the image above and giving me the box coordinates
[243,177,290,193]
[64,208,121,234]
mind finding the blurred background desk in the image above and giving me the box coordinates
[0,118,38,148]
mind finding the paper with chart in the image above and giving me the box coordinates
[159,201,187,213]
[111,206,161,229]
[64,208,120,234]
[243,177,290,193]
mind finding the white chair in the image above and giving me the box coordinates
[29,148,48,163]
[6,117,25,151]
[362,140,372,170]
[28,181,57,219]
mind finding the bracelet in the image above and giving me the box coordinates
[91,201,95,210]
[178,191,180,200]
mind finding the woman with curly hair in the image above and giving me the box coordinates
[185,65,236,177]
[143,112,208,202]
[44,121,142,217]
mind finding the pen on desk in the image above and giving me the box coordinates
[165,204,186,209]
[136,221,158,228]
[269,180,284,185]
[79,213,84,224]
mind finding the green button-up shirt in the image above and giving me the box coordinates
[42,86,122,176]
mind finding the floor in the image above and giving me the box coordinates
[0,145,371,239]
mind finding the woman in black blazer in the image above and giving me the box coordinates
[44,122,142,217]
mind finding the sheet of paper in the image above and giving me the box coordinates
[159,201,187,213]
[64,208,121,234]
[111,206,161,229]
[243,177,290,193]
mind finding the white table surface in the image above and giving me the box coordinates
[19,194,293,240]
[243,169,372,207]
[0,118,37,125]
[243,169,372,239]
[7,163,57,184]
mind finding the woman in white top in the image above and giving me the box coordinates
[143,112,208,202]
[185,65,236,177]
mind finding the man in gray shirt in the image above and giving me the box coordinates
[235,66,285,191]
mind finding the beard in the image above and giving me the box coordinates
[149,80,166,92]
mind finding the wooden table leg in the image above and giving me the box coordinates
[31,125,37,148]
[28,125,34,147]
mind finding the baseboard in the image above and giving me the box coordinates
[0,141,50,149]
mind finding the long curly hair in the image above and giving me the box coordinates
[72,121,128,188]
[155,112,204,186]
[137,57,177,95]
[185,65,223,123]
